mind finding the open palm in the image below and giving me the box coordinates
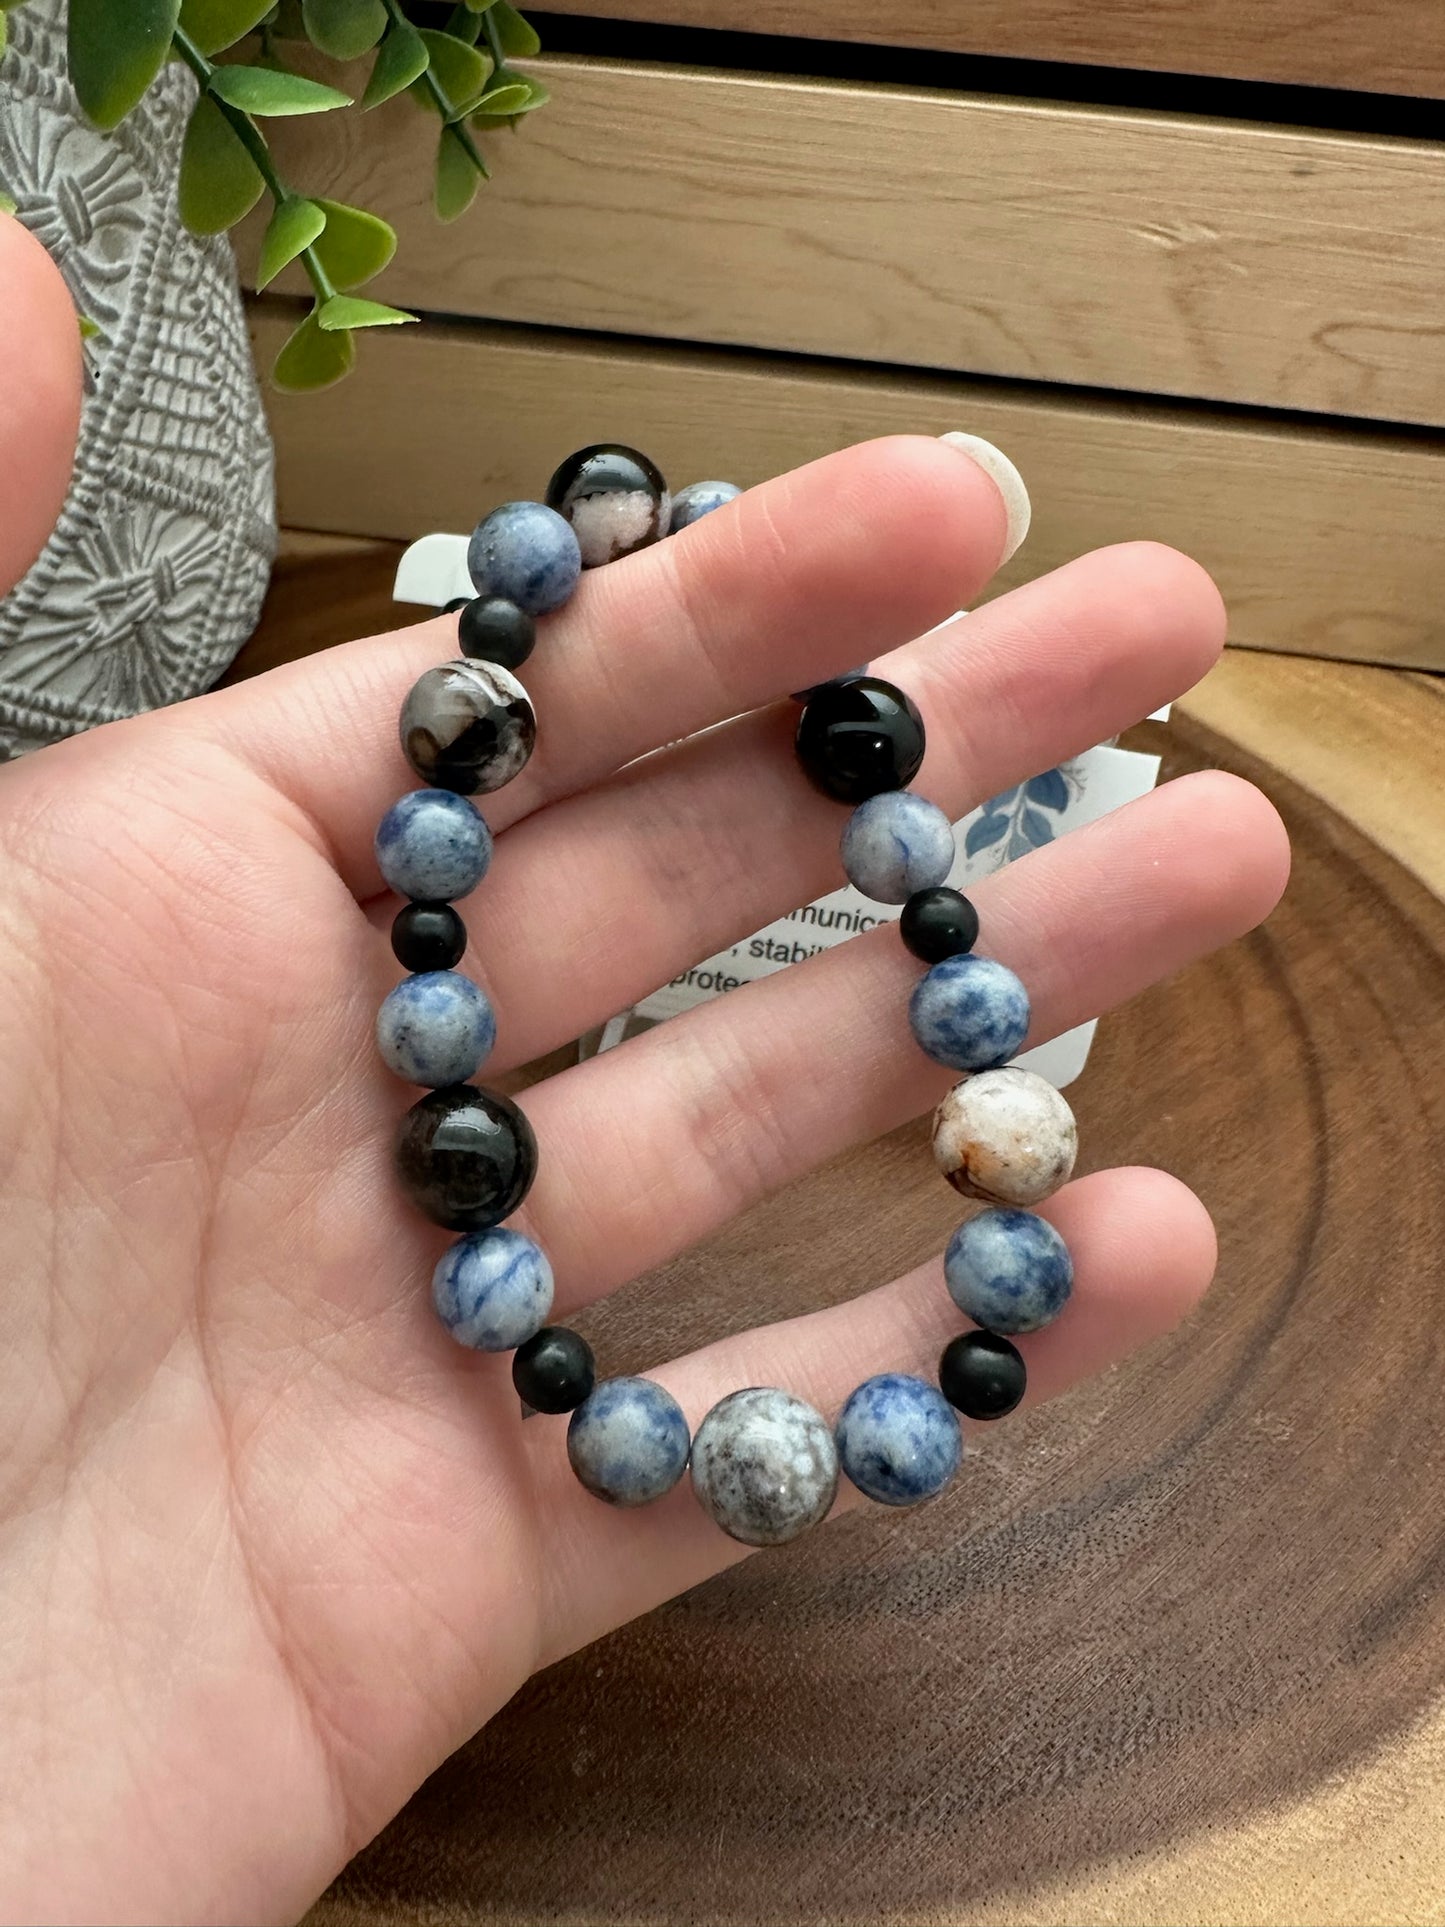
[0,223,1288,1924]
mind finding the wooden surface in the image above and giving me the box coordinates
[538,0,1445,99]
[247,307,1445,670]
[235,540,1445,1926]
[243,57,1445,428]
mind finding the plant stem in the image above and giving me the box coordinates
[381,0,488,176]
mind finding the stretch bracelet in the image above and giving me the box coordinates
[374,444,1078,1549]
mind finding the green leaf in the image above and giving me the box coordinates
[177,92,265,233]
[487,3,540,58]
[317,293,414,331]
[0,14,7,59]
[179,0,275,55]
[208,63,351,113]
[0,189,15,217]
[310,197,395,287]
[434,125,481,220]
[78,313,102,340]
[255,193,326,288]
[444,5,482,45]
[469,80,530,114]
[272,306,355,391]
[361,19,428,107]
[68,0,180,130]
[409,29,489,115]
[301,0,385,60]
[272,0,307,33]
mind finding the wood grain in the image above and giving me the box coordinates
[537,0,1445,99]
[247,306,1445,671]
[241,57,1445,429]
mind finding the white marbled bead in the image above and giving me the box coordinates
[932,1067,1077,1207]
[690,1387,838,1547]
[431,1228,553,1351]
[839,790,955,903]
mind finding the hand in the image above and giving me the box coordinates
[0,218,1288,1924]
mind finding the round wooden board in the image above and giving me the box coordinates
[293,700,1445,1927]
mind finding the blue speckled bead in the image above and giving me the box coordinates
[840,790,955,904]
[467,501,582,616]
[567,1377,692,1507]
[375,789,492,903]
[835,1373,962,1506]
[944,1207,1074,1334]
[668,479,741,530]
[908,954,1030,1071]
[431,1227,554,1352]
[376,970,496,1088]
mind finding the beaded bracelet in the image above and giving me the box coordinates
[375,444,1078,1550]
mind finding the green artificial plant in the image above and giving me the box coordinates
[0,0,547,388]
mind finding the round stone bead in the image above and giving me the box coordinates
[390,901,467,974]
[399,659,536,796]
[512,1326,596,1415]
[840,790,955,904]
[567,1377,691,1507]
[468,500,581,615]
[375,789,492,903]
[443,596,471,614]
[900,886,979,964]
[791,667,870,703]
[944,1207,1073,1334]
[458,596,536,673]
[689,1387,838,1547]
[544,444,670,567]
[668,479,741,530]
[908,954,1030,1071]
[393,1083,537,1232]
[431,1227,553,1352]
[939,1330,1026,1420]
[794,675,925,804]
[932,1067,1077,1207]
[835,1373,962,1507]
[376,970,496,1088]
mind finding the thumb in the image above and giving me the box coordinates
[0,213,84,596]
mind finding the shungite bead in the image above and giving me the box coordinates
[400,659,536,796]
[513,1326,596,1415]
[545,443,670,567]
[908,953,1030,1071]
[458,596,536,672]
[376,970,496,1088]
[690,1387,838,1546]
[943,1207,1073,1335]
[835,1373,962,1506]
[567,1377,692,1506]
[393,1084,538,1232]
[900,886,979,964]
[468,501,581,615]
[443,597,471,614]
[794,674,925,803]
[939,1331,1027,1420]
[375,789,491,903]
[840,790,955,903]
[391,902,467,974]
[668,479,740,531]
[432,1228,553,1352]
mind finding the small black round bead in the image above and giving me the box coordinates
[794,674,926,804]
[393,1084,538,1232]
[390,902,467,973]
[513,1326,596,1415]
[458,595,537,672]
[443,596,471,614]
[900,886,979,964]
[939,1331,1027,1420]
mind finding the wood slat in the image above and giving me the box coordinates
[248,305,1445,670]
[243,58,1445,430]
[539,0,1445,100]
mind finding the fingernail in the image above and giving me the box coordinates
[938,432,1031,565]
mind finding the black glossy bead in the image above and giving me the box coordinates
[939,1331,1026,1420]
[393,1084,538,1232]
[900,886,979,964]
[458,595,536,672]
[794,674,926,804]
[443,596,471,614]
[512,1326,596,1414]
[544,443,669,567]
[390,901,467,973]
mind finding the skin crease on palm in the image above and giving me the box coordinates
[0,213,1290,1925]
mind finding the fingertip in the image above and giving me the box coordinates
[0,215,83,592]
[1160,768,1293,931]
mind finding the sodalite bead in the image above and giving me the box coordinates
[376,970,496,1088]
[431,1227,553,1352]
[668,479,741,530]
[545,444,670,567]
[908,954,1030,1071]
[468,501,581,615]
[690,1387,838,1547]
[840,790,955,904]
[944,1207,1074,1334]
[932,1067,1077,1207]
[400,660,536,797]
[567,1378,691,1507]
[375,789,491,903]
[835,1373,962,1506]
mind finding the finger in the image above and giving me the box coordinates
[0,217,83,596]
[527,1166,1216,1667]
[184,435,1012,885]
[420,539,1226,1067]
[511,769,1286,1316]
